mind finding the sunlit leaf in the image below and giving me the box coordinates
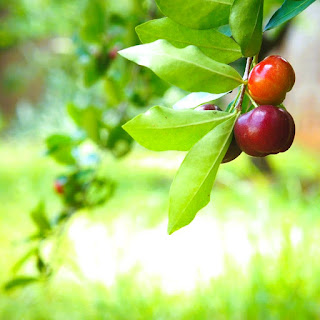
[123,106,234,151]
[168,113,238,234]
[155,0,233,29]
[230,0,263,57]
[119,40,243,94]
[136,18,241,63]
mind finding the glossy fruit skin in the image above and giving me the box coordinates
[234,105,295,157]
[195,104,242,162]
[248,55,295,105]
[221,135,242,163]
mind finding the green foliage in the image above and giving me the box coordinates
[136,18,242,63]
[30,202,51,235]
[4,277,39,292]
[119,0,317,234]
[119,40,243,94]
[45,134,83,165]
[123,106,233,151]
[264,0,316,31]
[230,0,264,57]
[168,114,237,234]
[155,0,233,29]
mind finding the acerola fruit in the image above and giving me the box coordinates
[54,177,67,195]
[248,55,295,105]
[195,104,242,162]
[195,104,220,111]
[234,105,295,157]
[108,47,118,60]
[222,135,242,163]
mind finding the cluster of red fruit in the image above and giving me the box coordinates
[196,55,296,163]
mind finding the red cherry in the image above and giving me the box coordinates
[234,105,295,157]
[248,55,295,105]
[222,135,242,163]
[195,104,242,162]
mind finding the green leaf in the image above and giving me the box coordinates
[264,0,316,31]
[173,92,229,110]
[4,277,39,291]
[119,40,243,94]
[168,113,238,234]
[230,0,263,57]
[123,106,234,151]
[67,104,102,144]
[155,0,233,30]
[30,202,51,233]
[12,248,38,273]
[45,134,82,165]
[136,18,241,64]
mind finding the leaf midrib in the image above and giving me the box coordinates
[139,30,241,54]
[132,114,233,130]
[148,49,243,83]
[169,115,237,232]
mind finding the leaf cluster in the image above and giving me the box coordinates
[119,0,315,234]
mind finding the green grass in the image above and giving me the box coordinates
[1,142,320,319]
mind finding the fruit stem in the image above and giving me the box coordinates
[245,90,259,108]
[236,57,253,112]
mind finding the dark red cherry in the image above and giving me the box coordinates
[234,105,295,157]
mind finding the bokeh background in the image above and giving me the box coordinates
[1,0,320,319]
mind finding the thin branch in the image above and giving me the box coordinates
[236,57,253,112]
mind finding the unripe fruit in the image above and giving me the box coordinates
[234,105,295,157]
[248,55,295,105]
[195,104,242,163]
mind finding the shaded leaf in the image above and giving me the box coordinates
[264,0,316,31]
[230,0,263,57]
[4,277,39,291]
[136,18,241,64]
[119,40,243,94]
[155,0,233,30]
[168,113,238,234]
[30,202,51,233]
[123,106,234,151]
[45,134,82,165]
[12,248,38,273]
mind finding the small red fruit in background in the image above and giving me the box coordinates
[195,104,242,163]
[108,47,118,60]
[234,105,295,157]
[54,177,67,195]
[248,55,295,105]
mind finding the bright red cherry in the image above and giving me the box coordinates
[195,104,242,162]
[234,105,295,157]
[248,55,295,105]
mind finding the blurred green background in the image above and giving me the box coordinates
[1,0,320,319]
